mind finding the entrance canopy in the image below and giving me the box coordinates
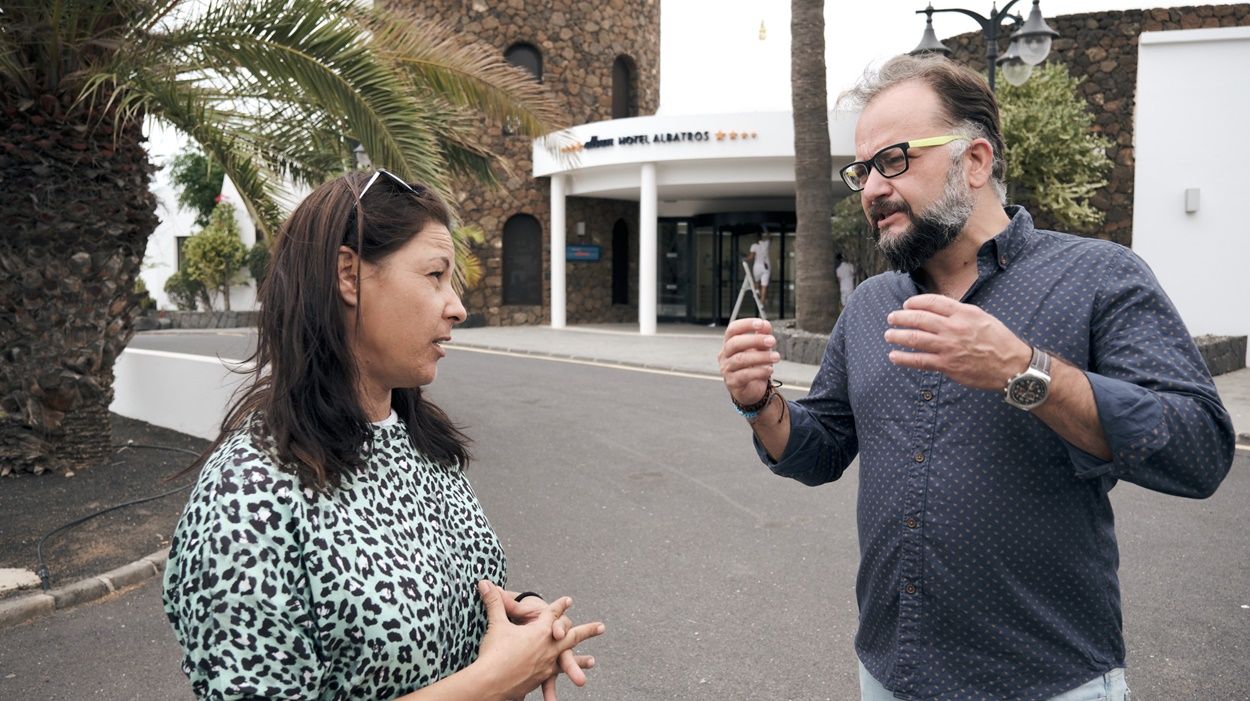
[532,111,860,334]
[534,111,859,217]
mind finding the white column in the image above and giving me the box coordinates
[549,174,567,329]
[638,163,658,335]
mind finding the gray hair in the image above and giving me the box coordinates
[839,55,1007,204]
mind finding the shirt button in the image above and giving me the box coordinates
[999,256,1008,266]
[920,390,934,401]
[904,583,917,595]
[913,452,925,463]
[904,517,918,529]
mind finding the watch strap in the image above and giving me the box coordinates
[1030,347,1051,376]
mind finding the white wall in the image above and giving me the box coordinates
[111,348,250,440]
[1133,27,1250,364]
[142,122,259,312]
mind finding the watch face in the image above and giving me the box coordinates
[1009,377,1048,406]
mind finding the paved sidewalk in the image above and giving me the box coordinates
[449,323,820,388]
[449,323,1250,444]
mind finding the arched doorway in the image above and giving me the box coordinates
[612,55,637,119]
[502,214,542,306]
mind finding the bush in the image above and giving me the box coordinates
[999,63,1113,232]
[164,270,206,311]
[246,240,270,289]
[134,277,157,312]
[184,202,248,310]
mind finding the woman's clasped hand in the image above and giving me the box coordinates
[477,582,607,701]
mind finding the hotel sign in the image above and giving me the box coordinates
[561,129,760,153]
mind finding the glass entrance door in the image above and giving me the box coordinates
[667,212,797,325]
[657,221,688,319]
[693,224,717,322]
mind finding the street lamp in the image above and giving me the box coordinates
[909,0,1059,91]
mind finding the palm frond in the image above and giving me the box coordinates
[16,0,569,238]
[452,224,487,290]
[162,0,453,192]
[354,4,566,140]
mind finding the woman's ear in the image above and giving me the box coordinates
[337,246,360,307]
[965,137,995,189]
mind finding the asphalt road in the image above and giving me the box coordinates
[1,344,1247,700]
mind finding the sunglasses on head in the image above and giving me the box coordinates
[357,169,422,201]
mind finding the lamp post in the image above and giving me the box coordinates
[909,0,1058,91]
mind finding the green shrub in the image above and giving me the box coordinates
[164,269,205,311]
[246,240,270,288]
[999,63,1113,232]
[184,202,248,310]
[134,277,157,312]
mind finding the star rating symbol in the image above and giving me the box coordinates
[715,130,726,141]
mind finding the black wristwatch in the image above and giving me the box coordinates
[1004,347,1052,411]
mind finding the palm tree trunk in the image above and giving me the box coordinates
[0,94,156,475]
[791,0,836,335]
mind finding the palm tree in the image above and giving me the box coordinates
[0,0,563,475]
[790,0,836,334]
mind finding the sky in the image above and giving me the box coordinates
[658,0,1241,114]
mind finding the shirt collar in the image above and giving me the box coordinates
[984,205,1035,270]
[900,205,1036,293]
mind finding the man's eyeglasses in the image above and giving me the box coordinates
[838,135,968,192]
[358,168,420,201]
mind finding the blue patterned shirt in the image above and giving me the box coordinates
[760,207,1233,700]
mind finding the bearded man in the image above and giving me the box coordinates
[716,55,1233,701]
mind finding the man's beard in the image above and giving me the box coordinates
[869,160,975,273]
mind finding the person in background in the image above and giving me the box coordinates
[746,228,772,309]
[163,169,605,701]
[835,252,856,312]
[717,55,1232,701]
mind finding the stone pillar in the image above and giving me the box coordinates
[550,174,567,329]
[639,163,657,335]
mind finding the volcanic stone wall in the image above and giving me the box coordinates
[942,3,1250,244]
[397,0,661,325]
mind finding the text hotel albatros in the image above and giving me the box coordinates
[561,129,760,153]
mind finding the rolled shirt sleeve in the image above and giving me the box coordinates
[1066,247,1234,497]
[754,314,859,486]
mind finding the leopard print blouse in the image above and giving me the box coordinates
[162,414,506,700]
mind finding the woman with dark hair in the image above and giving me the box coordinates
[163,169,604,700]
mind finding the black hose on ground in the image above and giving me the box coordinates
[35,442,201,592]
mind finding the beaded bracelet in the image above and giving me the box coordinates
[732,380,782,420]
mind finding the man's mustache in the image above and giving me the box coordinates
[868,198,909,228]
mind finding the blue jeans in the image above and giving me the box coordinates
[858,662,1131,700]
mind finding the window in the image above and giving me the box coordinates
[505,43,542,82]
[612,55,637,119]
[502,214,542,306]
[503,43,543,135]
[176,236,190,271]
